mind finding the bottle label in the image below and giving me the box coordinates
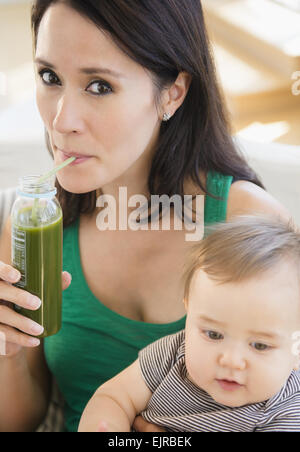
[12,226,27,288]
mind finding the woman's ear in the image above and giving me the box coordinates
[160,71,192,120]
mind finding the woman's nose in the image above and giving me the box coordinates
[53,93,85,134]
[219,347,247,371]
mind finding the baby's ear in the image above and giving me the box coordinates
[294,356,300,372]
[183,297,188,311]
[293,350,300,372]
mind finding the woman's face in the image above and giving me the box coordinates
[35,2,162,194]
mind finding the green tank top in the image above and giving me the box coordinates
[44,170,233,432]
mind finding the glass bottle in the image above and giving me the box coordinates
[11,175,63,338]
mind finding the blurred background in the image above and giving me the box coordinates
[0,0,299,218]
[202,0,300,144]
[0,0,52,190]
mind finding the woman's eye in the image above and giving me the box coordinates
[251,342,270,352]
[204,330,223,341]
[87,81,112,96]
[37,70,111,96]
[38,69,60,85]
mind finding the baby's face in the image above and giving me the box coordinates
[185,263,300,407]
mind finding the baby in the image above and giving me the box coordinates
[78,216,300,432]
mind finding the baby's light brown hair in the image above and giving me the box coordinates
[183,215,300,303]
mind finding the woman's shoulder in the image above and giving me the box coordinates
[226,180,292,222]
[184,171,291,223]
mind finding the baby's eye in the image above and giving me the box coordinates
[204,330,224,341]
[87,81,112,96]
[251,342,270,352]
[38,69,61,85]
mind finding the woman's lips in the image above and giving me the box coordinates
[58,149,93,165]
[216,379,243,392]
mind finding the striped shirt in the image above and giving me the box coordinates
[138,330,300,432]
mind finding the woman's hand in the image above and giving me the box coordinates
[133,415,166,433]
[0,261,72,357]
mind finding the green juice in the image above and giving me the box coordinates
[12,206,63,338]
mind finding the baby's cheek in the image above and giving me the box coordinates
[185,350,204,387]
[248,356,291,401]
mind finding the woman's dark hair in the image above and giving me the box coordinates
[31,0,264,227]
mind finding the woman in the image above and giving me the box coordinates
[0,0,290,432]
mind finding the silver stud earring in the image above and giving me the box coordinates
[162,112,171,122]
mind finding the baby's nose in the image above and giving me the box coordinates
[219,348,246,371]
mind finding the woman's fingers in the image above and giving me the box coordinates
[0,261,21,284]
[133,415,166,432]
[0,281,41,310]
[62,271,72,291]
[0,262,72,356]
[0,303,44,336]
[0,261,72,293]
[0,262,71,355]
[0,323,41,348]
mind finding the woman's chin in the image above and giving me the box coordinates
[56,177,98,195]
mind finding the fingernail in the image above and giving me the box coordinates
[30,322,44,336]
[29,337,40,347]
[28,295,42,309]
[9,270,20,281]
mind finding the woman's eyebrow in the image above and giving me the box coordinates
[34,57,125,78]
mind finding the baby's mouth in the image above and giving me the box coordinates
[216,379,243,391]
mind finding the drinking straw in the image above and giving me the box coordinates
[31,157,76,225]
[37,156,76,184]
